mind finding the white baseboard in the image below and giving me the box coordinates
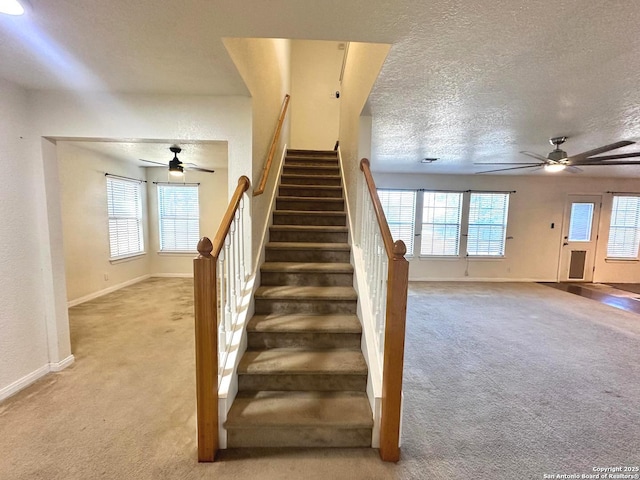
[409,277,556,282]
[151,273,193,278]
[0,354,75,402]
[50,354,75,372]
[67,274,151,307]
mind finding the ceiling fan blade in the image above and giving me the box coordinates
[570,160,640,166]
[187,166,215,173]
[566,165,583,173]
[139,159,166,166]
[571,152,640,163]
[567,141,635,162]
[520,151,550,162]
[476,164,540,174]
[474,162,541,165]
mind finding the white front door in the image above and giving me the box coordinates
[559,195,601,282]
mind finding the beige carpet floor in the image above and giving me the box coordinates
[1,279,639,479]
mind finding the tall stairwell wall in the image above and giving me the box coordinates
[223,38,292,272]
[337,42,390,223]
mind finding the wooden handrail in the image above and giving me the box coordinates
[212,175,251,257]
[359,158,399,258]
[359,157,409,463]
[193,174,250,462]
[253,94,291,196]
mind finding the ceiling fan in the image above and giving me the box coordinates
[140,146,215,177]
[475,137,640,174]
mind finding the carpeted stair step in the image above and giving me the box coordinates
[247,313,361,349]
[276,196,344,212]
[287,149,337,157]
[261,262,353,286]
[238,349,367,391]
[280,174,342,186]
[283,165,341,177]
[255,285,357,315]
[265,242,351,263]
[273,210,347,227]
[225,391,373,448]
[285,156,339,167]
[270,225,348,243]
[279,184,343,198]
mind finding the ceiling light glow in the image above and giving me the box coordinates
[544,164,566,172]
[0,0,25,15]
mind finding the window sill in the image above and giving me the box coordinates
[466,255,506,261]
[109,252,146,264]
[605,257,639,263]
[157,251,198,256]
[416,255,461,261]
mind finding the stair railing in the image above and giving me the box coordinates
[193,175,251,462]
[358,158,409,462]
[254,94,290,196]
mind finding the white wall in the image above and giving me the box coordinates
[223,37,291,267]
[338,42,391,219]
[374,172,640,282]
[0,78,69,399]
[146,167,228,276]
[58,143,151,302]
[290,40,344,150]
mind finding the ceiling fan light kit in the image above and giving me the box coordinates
[475,136,640,174]
[140,145,215,177]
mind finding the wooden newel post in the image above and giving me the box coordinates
[193,236,218,462]
[379,240,409,462]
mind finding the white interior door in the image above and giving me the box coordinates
[559,195,601,282]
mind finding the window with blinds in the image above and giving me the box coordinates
[467,192,510,256]
[421,191,463,256]
[607,195,640,258]
[106,177,144,259]
[377,189,416,255]
[158,184,200,252]
[568,203,594,241]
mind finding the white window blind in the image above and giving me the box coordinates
[106,177,144,259]
[421,191,463,256]
[568,203,594,242]
[467,193,509,256]
[158,184,200,252]
[607,195,640,258]
[377,189,416,255]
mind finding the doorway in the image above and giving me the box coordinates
[558,195,601,282]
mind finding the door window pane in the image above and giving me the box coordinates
[568,203,594,242]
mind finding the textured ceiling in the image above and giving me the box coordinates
[2,1,640,176]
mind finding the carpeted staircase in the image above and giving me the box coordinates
[225,149,373,448]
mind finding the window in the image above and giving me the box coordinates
[467,193,509,256]
[568,203,594,242]
[607,195,640,258]
[106,176,144,259]
[378,189,416,255]
[158,184,200,252]
[421,192,462,256]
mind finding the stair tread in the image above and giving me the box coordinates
[280,184,342,189]
[265,242,350,251]
[270,225,347,232]
[239,349,367,375]
[255,285,357,300]
[274,210,346,216]
[225,391,373,428]
[247,313,361,333]
[281,174,341,179]
[277,196,344,202]
[261,262,353,273]
[284,164,340,170]
[287,149,337,155]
